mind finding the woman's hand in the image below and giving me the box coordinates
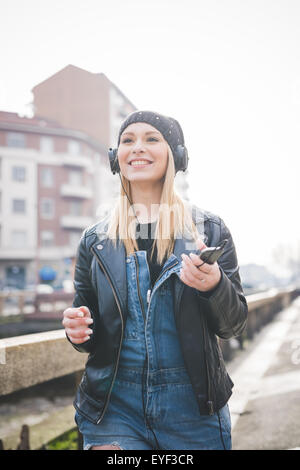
[180,239,221,292]
[62,306,93,344]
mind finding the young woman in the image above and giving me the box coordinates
[62,110,248,450]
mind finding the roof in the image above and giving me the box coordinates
[0,111,63,129]
[0,110,107,154]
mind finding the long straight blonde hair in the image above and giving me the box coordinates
[106,145,199,264]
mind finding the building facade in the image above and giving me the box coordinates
[32,64,136,149]
[0,111,113,289]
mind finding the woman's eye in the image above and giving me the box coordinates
[121,137,159,143]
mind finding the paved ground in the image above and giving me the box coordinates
[227,296,300,450]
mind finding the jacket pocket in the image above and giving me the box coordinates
[74,384,105,425]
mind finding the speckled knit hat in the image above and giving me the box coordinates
[117,110,185,156]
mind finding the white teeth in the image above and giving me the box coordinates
[130,160,151,166]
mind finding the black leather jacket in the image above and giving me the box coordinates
[70,206,248,424]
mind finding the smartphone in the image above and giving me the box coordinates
[199,239,228,265]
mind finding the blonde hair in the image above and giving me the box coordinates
[106,146,198,264]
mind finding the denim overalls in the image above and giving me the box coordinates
[75,250,232,450]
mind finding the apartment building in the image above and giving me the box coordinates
[32,64,136,149]
[0,111,112,289]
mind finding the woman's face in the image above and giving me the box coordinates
[117,122,169,184]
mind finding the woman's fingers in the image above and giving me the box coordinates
[78,306,91,318]
[63,307,91,319]
[180,241,221,291]
[62,306,93,344]
[181,253,212,276]
[190,254,213,274]
[65,327,93,339]
[62,315,93,328]
[67,335,91,344]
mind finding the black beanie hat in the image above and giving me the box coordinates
[117,110,185,156]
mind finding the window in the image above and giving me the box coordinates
[40,136,54,153]
[12,199,26,213]
[12,166,26,182]
[68,169,82,186]
[12,230,27,247]
[5,265,25,289]
[6,132,26,148]
[68,140,81,155]
[69,200,82,216]
[40,198,54,219]
[41,167,54,187]
[41,230,55,247]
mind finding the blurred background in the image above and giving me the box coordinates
[0,0,299,451]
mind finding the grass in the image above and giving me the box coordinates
[45,429,79,450]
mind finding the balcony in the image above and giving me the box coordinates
[0,247,36,260]
[61,154,92,169]
[60,215,93,230]
[60,184,92,199]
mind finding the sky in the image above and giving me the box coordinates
[0,0,300,272]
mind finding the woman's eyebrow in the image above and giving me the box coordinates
[122,131,161,136]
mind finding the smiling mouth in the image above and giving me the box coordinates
[129,160,153,167]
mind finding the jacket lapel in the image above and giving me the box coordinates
[91,237,127,317]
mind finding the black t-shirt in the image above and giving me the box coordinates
[135,221,166,288]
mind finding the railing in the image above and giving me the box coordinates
[0,290,74,318]
[0,286,299,450]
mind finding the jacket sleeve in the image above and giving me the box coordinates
[66,229,99,353]
[197,218,248,339]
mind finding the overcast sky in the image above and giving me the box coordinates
[0,0,299,272]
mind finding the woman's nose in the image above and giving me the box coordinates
[132,139,146,153]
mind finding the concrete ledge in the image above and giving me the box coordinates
[246,287,295,311]
[0,330,87,396]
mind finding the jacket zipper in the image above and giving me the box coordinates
[202,317,214,415]
[90,246,124,425]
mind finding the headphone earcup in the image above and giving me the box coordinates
[108,148,120,174]
[173,145,189,173]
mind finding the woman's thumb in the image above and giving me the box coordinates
[79,306,91,317]
[196,238,207,251]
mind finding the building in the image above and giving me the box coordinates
[0,111,113,289]
[32,64,136,149]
